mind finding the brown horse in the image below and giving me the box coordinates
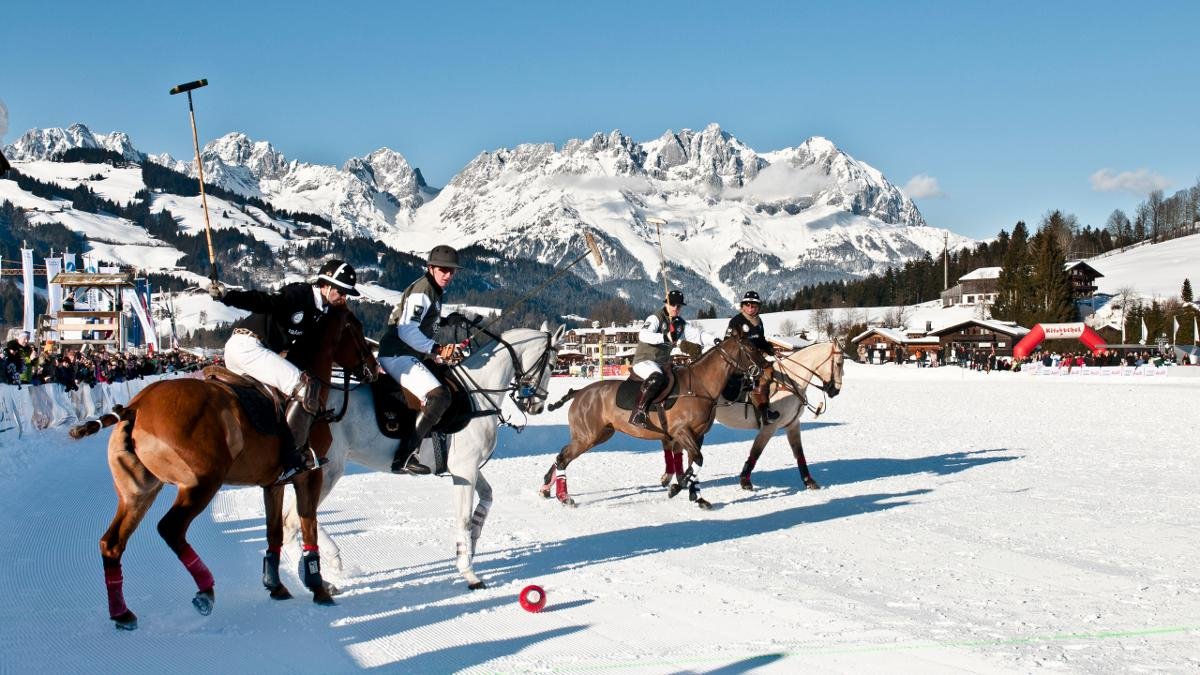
[69,307,377,630]
[660,340,845,491]
[541,333,769,509]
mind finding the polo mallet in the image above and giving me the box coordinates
[471,231,604,339]
[169,78,218,282]
[647,217,671,302]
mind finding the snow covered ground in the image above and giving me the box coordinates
[1,363,1198,673]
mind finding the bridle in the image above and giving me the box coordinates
[308,312,378,423]
[771,341,843,413]
[448,323,559,428]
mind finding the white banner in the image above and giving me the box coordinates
[21,248,34,332]
[45,256,63,318]
[82,253,99,310]
[1039,323,1086,340]
[63,251,78,273]
[121,288,155,349]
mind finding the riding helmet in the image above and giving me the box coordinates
[427,245,463,269]
[666,289,686,306]
[316,259,360,296]
[740,290,762,305]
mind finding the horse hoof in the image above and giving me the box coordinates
[268,584,293,600]
[192,589,215,616]
[112,610,138,631]
[739,479,754,491]
[312,591,337,606]
[696,498,713,510]
[468,580,487,590]
[539,486,552,499]
[667,484,682,499]
[324,581,341,596]
[560,497,576,508]
[659,472,672,488]
[804,479,822,490]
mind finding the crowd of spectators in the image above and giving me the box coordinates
[2,331,219,390]
[1023,348,1182,370]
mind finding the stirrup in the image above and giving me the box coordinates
[275,449,327,485]
[391,451,431,475]
[629,409,649,428]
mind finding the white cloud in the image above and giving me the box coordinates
[1089,168,1172,195]
[903,174,945,199]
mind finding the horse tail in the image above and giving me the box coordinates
[69,404,136,442]
[547,389,577,412]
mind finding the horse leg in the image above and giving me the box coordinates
[292,473,335,606]
[155,480,222,617]
[452,468,489,590]
[99,450,163,630]
[739,428,771,491]
[669,431,712,510]
[261,485,293,600]
[540,427,614,507]
[659,441,673,488]
[787,421,821,490]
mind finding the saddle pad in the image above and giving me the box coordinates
[202,366,290,442]
[371,368,475,440]
[722,373,749,403]
[614,372,680,411]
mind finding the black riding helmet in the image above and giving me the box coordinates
[428,245,463,269]
[315,259,360,296]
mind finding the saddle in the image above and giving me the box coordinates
[721,372,759,403]
[202,366,293,444]
[370,366,476,440]
[615,368,679,411]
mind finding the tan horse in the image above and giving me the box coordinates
[69,307,377,630]
[660,340,845,491]
[542,333,770,509]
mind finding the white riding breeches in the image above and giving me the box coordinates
[224,332,302,395]
[631,360,664,380]
[379,355,442,401]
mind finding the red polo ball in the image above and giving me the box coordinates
[519,584,547,613]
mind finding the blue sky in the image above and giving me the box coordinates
[2,1,1197,239]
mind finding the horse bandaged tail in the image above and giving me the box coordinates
[547,388,576,412]
[69,405,135,440]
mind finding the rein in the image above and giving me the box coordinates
[446,326,558,430]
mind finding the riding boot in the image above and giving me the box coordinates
[276,374,325,484]
[629,373,664,428]
[750,385,779,427]
[392,387,449,474]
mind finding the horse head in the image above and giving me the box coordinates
[776,340,844,397]
[329,308,379,384]
[512,322,566,414]
[708,331,771,382]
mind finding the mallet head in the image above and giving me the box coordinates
[169,79,208,95]
[646,217,667,226]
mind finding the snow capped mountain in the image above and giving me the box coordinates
[4,122,968,308]
[411,123,959,307]
[4,123,144,163]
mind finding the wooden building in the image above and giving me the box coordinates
[927,318,1030,360]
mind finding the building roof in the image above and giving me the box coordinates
[851,326,909,344]
[50,271,134,287]
[927,318,1031,338]
[1064,260,1104,277]
[958,267,1002,282]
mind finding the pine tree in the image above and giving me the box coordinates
[992,222,1034,325]
[1030,228,1074,323]
[1182,278,1193,304]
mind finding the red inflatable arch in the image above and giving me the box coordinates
[1013,322,1107,360]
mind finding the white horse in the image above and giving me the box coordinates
[286,323,565,589]
[661,340,845,492]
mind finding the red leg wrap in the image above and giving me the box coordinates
[179,545,215,592]
[302,544,319,553]
[554,474,569,502]
[104,565,128,618]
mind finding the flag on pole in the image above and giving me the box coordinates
[21,248,35,332]
[1173,315,1180,344]
[1139,318,1148,345]
[45,256,63,316]
[1195,316,1198,345]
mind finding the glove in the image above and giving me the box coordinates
[208,281,226,300]
[435,343,464,364]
